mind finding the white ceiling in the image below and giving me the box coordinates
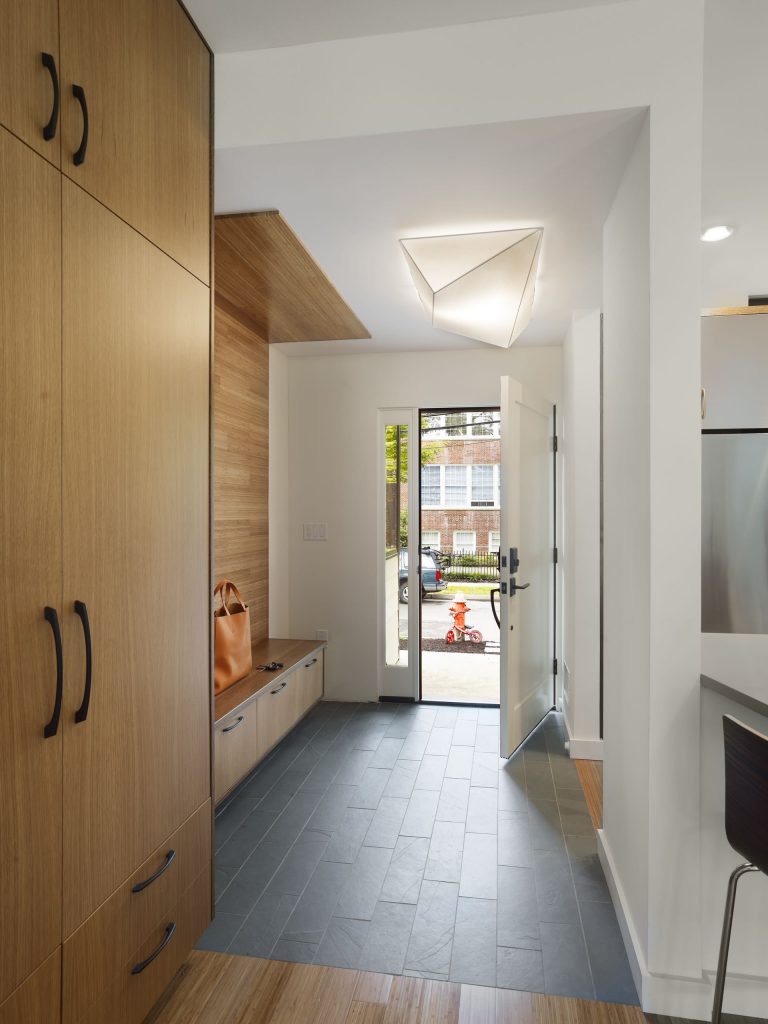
[216,109,646,355]
[187,0,627,54]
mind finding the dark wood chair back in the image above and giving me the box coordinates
[723,715,768,874]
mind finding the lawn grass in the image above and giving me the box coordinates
[444,582,494,596]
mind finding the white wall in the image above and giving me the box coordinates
[561,310,602,758]
[281,346,561,703]
[268,347,291,636]
[600,117,652,975]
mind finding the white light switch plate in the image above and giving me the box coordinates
[303,522,328,541]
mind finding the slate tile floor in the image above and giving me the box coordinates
[199,701,638,1004]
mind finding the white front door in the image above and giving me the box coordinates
[499,376,555,756]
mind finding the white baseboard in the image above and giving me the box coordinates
[563,717,603,760]
[597,830,768,1017]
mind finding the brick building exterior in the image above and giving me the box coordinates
[419,413,501,553]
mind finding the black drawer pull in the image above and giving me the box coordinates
[74,600,92,723]
[131,850,176,894]
[270,681,287,696]
[304,658,318,668]
[130,922,176,975]
[41,53,59,141]
[72,84,88,165]
[222,715,244,733]
[43,607,63,738]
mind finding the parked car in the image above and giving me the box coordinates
[399,548,448,603]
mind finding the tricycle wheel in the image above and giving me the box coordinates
[469,630,483,644]
[445,629,456,644]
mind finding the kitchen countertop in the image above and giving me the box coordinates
[701,673,768,718]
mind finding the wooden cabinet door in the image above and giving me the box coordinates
[0,950,61,1024]
[59,0,210,283]
[61,180,211,936]
[0,0,60,166]
[257,673,300,756]
[0,128,63,1005]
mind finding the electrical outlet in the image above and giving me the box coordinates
[316,629,329,642]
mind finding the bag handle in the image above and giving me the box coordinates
[214,580,246,616]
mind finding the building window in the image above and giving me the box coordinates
[422,530,441,549]
[445,412,467,437]
[453,530,476,553]
[488,531,501,552]
[471,465,494,506]
[445,464,468,507]
[470,412,492,436]
[421,465,441,506]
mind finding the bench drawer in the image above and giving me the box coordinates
[214,699,263,802]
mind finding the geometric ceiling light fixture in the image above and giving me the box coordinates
[400,227,543,348]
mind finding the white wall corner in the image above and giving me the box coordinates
[564,713,603,760]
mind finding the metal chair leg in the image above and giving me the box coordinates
[711,862,760,1024]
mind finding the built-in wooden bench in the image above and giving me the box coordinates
[213,638,325,804]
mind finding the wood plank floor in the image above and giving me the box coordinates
[147,951,647,1024]
[575,760,603,830]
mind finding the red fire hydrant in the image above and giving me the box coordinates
[446,593,483,644]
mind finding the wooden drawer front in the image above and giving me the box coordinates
[63,801,210,1024]
[72,866,211,1024]
[257,669,300,754]
[0,949,60,1024]
[296,650,324,716]
[214,699,262,803]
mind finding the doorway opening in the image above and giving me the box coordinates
[416,408,501,705]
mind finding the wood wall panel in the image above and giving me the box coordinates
[214,304,269,643]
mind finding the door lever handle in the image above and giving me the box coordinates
[509,579,530,595]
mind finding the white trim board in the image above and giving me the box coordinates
[564,714,603,760]
[597,830,768,1017]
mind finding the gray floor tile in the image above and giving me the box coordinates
[525,763,557,801]
[497,865,540,950]
[452,719,477,747]
[478,708,501,725]
[475,725,500,753]
[470,750,500,789]
[384,760,419,799]
[528,798,566,852]
[280,860,350,944]
[459,833,497,899]
[334,845,393,920]
[534,848,580,924]
[298,748,345,793]
[214,796,261,852]
[333,748,375,785]
[323,806,375,863]
[436,777,470,823]
[357,901,417,974]
[435,707,459,728]
[498,763,528,813]
[259,769,311,812]
[196,911,245,952]
[370,737,405,769]
[445,745,473,779]
[350,768,391,809]
[216,834,293,915]
[550,756,581,790]
[450,897,497,986]
[556,789,595,837]
[271,939,318,964]
[425,820,465,883]
[404,880,459,979]
[305,783,356,831]
[350,723,390,751]
[497,946,545,992]
[269,789,327,844]
[498,810,533,868]
[466,787,498,834]
[227,891,299,957]
[314,917,371,969]
[565,834,611,902]
[415,754,448,791]
[380,836,430,904]
[426,728,454,756]
[579,899,638,1004]
[265,829,330,896]
[399,730,430,760]
[456,706,480,721]
[216,806,281,891]
[400,789,440,838]
[363,796,409,849]
[539,921,595,1000]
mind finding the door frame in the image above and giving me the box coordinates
[417,406,502,707]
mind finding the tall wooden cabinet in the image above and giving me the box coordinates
[0,2,212,1022]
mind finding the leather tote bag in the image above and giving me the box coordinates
[213,580,253,694]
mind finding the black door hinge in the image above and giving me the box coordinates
[552,435,558,453]
[552,658,558,676]
[553,546,558,564]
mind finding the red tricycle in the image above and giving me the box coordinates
[445,594,483,644]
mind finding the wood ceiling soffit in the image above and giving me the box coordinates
[214,211,370,343]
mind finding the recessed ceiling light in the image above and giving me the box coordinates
[701,225,733,242]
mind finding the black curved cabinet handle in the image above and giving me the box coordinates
[43,607,63,738]
[270,681,287,696]
[73,600,92,723]
[304,658,318,668]
[72,84,88,165]
[130,922,176,975]
[222,715,244,733]
[131,850,176,894]
[41,53,59,141]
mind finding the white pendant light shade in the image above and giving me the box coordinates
[400,228,542,347]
